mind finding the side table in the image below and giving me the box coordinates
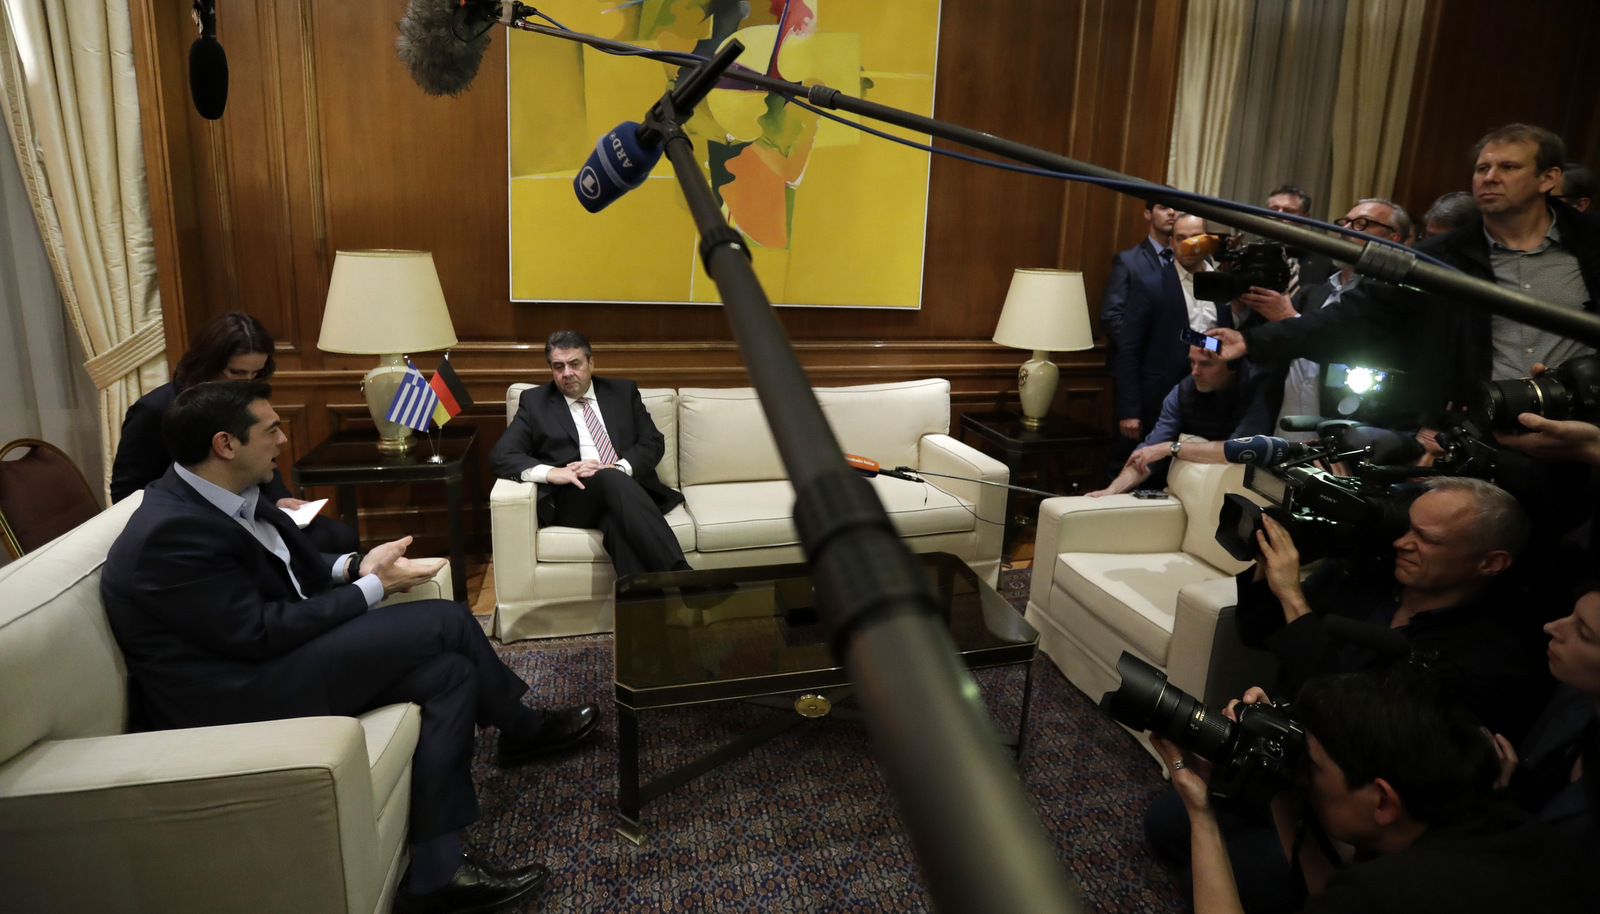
[290,426,481,603]
[958,411,1110,557]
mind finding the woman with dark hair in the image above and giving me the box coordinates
[110,312,357,554]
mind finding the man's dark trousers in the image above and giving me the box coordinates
[545,468,686,577]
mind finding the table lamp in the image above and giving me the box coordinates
[318,250,458,454]
[992,268,1094,429]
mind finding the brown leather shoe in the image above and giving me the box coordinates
[497,703,601,766]
[395,857,549,914]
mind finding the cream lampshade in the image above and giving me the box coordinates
[318,250,459,454]
[992,269,1094,429]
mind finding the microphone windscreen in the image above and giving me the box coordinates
[574,122,664,213]
[188,36,228,120]
[1223,435,1294,465]
[1178,233,1222,258]
[397,0,493,97]
[1278,415,1325,432]
[845,454,880,477]
[1341,426,1426,466]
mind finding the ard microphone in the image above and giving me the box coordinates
[1223,435,1310,467]
[1178,233,1224,259]
[398,0,528,97]
[574,122,664,213]
[188,1,228,120]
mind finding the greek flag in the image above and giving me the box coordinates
[385,360,439,432]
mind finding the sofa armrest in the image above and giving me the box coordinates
[378,557,454,606]
[0,717,384,914]
[1028,494,1189,609]
[490,478,541,606]
[918,434,1008,525]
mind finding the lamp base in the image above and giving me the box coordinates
[362,354,415,454]
[1017,350,1058,429]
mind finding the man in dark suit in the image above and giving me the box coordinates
[1113,214,1214,446]
[101,381,598,914]
[1265,183,1336,299]
[489,330,689,578]
[1102,199,1180,480]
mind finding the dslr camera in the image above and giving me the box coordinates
[1100,653,1304,808]
[1192,238,1293,303]
[1476,354,1600,433]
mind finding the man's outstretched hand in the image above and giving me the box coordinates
[359,535,447,596]
[1205,328,1247,361]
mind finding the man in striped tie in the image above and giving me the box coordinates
[489,330,689,577]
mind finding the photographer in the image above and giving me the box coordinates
[1155,669,1597,914]
[1237,477,1552,743]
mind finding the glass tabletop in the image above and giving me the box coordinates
[613,552,1036,709]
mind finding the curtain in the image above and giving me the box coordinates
[0,0,165,498]
[0,121,101,489]
[1326,0,1427,210]
[1167,0,1253,196]
[1216,0,1348,221]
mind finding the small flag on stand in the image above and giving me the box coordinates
[385,360,440,431]
[428,357,474,427]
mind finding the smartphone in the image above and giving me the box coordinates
[1180,328,1221,353]
[1131,490,1170,500]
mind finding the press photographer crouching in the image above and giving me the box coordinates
[1233,477,1553,744]
[1117,666,1598,913]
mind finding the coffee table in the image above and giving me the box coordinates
[611,552,1038,843]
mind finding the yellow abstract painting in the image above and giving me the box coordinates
[508,0,941,308]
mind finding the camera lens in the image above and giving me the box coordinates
[1100,653,1236,760]
[1479,376,1568,431]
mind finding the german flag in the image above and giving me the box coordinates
[428,357,473,427]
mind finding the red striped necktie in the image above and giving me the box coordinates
[578,397,619,466]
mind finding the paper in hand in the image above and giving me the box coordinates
[281,498,329,529]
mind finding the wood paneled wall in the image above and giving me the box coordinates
[128,1,1185,549]
[1392,0,1600,222]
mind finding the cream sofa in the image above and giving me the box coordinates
[490,378,1009,641]
[0,492,452,914]
[1025,459,1279,763]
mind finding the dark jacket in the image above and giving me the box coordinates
[1100,238,1166,350]
[110,381,293,504]
[1242,204,1600,425]
[1235,561,1553,743]
[101,467,361,730]
[1113,262,1190,425]
[488,376,684,521]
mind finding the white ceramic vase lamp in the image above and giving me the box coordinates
[317,250,459,454]
[991,268,1094,429]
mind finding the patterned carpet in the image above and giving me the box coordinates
[463,568,1184,913]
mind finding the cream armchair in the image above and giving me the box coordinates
[1024,459,1278,763]
[0,493,452,914]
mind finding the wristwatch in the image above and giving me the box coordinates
[1170,441,1182,458]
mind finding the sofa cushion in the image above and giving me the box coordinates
[0,494,141,763]
[1167,460,1270,576]
[681,481,796,552]
[1053,551,1232,665]
[676,388,784,486]
[535,504,695,562]
[683,477,974,554]
[816,379,951,473]
[506,384,679,489]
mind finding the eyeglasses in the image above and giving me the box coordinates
[1335,216,1394,233]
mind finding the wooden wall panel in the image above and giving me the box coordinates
[1392,0,1600,222]
[130,0,1186,545]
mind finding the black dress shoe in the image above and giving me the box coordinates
[396,857,549,914]
[497,703,601,766]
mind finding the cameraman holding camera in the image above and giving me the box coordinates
[1237,477,1552,743]
[1154,669,1596,914]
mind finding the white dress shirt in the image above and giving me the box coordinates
[520,382,634,484]
[1176,260,1216,331]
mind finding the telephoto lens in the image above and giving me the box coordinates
[1099,652,1305,807]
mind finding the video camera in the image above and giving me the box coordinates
[1100,653,1304,808]
[1214,419,1496,564]
[1189,235,1294,303]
